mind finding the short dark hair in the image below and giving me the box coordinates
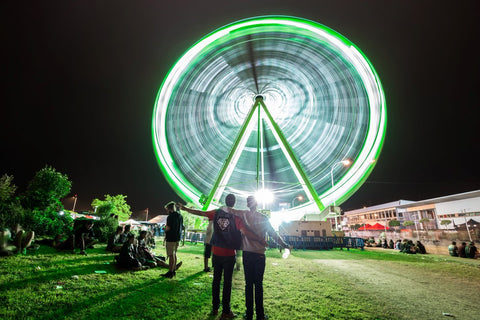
[225,194,236,207]
[165,201,176,211]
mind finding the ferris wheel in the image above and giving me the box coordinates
[152,16,386,217]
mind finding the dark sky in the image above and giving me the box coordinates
[1,1,479,216]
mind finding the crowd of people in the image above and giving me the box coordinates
[364,236,479,258]
[113,229,180,272]
[364,237,428,254]
[448,241,478,258]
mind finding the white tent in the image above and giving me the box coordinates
[120,219,141,226]
[148,215,168,224]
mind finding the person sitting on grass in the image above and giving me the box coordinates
[119,224,131,244]
[448,241,458,257]
[401,240,416,254]
[52,233,75,253]
[115,233,148,271]
[415,240,426,254]
[465,242,478,259]
[389,239,394,249]
[54,220,97,255]
[106,226,124,253]
[147,230,156,249]
[74,220,97,255]
[0,224,35,256]
[395,239,401,250]
[137,230,182,270]
[458,242,467,258]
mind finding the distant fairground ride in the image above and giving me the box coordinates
[152,16,386,219]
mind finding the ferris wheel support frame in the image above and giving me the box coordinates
[201,96,325,212]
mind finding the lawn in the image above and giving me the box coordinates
[1,241,479,320]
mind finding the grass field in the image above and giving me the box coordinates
[1,241,479,320]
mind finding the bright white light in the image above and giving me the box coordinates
[341,159,352,166]
[255,189,274,205]
[59,210,65,216]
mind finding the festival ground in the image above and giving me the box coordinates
[1,242,479,319]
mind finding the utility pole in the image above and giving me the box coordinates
[72,194,78,212]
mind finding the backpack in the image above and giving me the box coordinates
[210,209,242,250]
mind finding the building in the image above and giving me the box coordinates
[342,190,480,231]
[279,220,333,237]
[397,190,480,230]
[343,200,414,229]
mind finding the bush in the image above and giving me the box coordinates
[92,216,119,243]
[23,208,73,237]
[0,200,27,230]
[22,166,71,211]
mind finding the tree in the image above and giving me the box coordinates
[0,174,17,203]
[181,211,207,230]
[0,174,25,229]
[388,219,401,228]
[419,218,430,231]
[440,220,452,228]
[91,194,131,221]
[22,166,71,211]
[20,166,73,236]
[403,220,415,228]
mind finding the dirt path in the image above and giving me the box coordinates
[314,257,480,320]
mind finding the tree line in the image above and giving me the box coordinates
[0,165,131,241]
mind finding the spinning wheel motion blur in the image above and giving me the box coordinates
[152,16,386,216]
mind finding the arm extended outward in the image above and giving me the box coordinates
[177,203,214,217]
[238,224,267,247]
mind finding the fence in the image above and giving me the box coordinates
[183,231,365,251]
[281,235,364,250]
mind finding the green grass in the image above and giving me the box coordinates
[1,243,479,319]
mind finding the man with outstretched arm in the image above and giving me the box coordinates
[228,196,290,320]
[178,194,265,320]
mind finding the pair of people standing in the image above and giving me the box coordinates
[180,194,289,320]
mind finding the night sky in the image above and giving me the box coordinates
[1,1,479,216]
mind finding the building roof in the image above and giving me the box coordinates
[396,190,480,208]
[344,200,414,215]
[343,190,480,216]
